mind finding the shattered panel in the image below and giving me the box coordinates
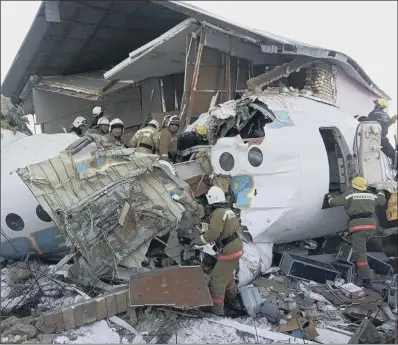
[16,143,202,281]
[129,266,213,308]
[164,229,183,264]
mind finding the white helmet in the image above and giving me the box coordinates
[109,118,125,133]
[162,115,172,127]
[97,117,110,126]
[72,116,88,128]
[206,186,226,205]
[168,115,180,127]
[92,106,103,117]
[148,119,159,130]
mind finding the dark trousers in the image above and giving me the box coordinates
[351,230,373,281]
[381,138,397,169]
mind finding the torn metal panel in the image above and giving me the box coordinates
[104,18,200,82]
[129,266,213,308]
[247,57,315,91]
[34,75,134,101]
[201,22,265,64]
[16,136,202,282]
[164,229,182,264]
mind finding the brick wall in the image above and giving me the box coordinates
[304,61,337,102]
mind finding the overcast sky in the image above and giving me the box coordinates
[1,1,397,119]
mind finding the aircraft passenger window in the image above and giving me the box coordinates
[219,152,235,172]
[248,147,263,167]
[5,213,25,231]
[36,205,52,222]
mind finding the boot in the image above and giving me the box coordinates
[211,303,225,316]
[361,279,374,290]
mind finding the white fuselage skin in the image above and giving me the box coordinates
[0,95,391,263]
[210,94,388,245]
[1,131,79,258]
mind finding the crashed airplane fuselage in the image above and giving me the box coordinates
[1,92,397,284]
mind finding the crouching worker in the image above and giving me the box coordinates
[190,186,243,316]
[327,177,386,289]
[129,119,159,154]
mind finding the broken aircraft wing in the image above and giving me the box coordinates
[16,137,203,283]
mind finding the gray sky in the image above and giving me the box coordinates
[1,0,397,119]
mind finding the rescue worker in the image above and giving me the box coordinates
[104,118,126,147]
[90,106,104,129]
[161,115,172,129]
[158,115,180,162]
[191,186,244,316]
[327,177,386,289]
[367,98,397,169]
[177,125,209,152]
[69,116,88,137]
[87,116,110,135]
[129,119,159,154]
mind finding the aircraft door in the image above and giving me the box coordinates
[353,121,384,185]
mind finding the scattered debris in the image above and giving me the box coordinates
[279,252,339,283]
[340,283,365,299]
[277,315,319,341]
[348,318,382,344]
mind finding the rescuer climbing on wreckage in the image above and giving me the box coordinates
[328,176,386,291]
[130,119,160,154]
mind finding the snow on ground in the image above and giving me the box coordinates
[53,316,273,344]
[54,320,121,344]
[1,262,79,317]
[173,318,272,344]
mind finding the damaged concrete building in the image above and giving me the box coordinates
[1,1,389,139]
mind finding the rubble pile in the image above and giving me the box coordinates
[1,249,397,344]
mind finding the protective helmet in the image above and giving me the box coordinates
[352,176,368,191]
[195,125,207,136]
[97,117,110,126]
[206,186,226,205]
[374,98,388,108]
[162,115,172,128]
[148,119,160,130]
[109,118,125,133]
[168,115,180,127]
[72,116,88,128]
[92,106,103,117]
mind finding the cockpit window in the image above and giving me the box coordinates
[248,147,263,167]
[36,205,52,222]
[219,152,235,172]
[6,213,25,231]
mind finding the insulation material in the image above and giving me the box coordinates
[16,136,202,282]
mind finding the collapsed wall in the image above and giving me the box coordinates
[304,61,337,102]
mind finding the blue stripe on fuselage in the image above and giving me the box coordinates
[0,226,68,259]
